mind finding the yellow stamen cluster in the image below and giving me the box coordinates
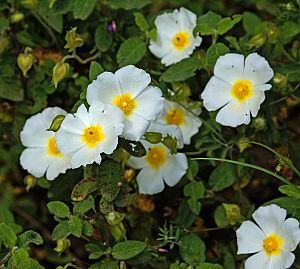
[47,137,63,157]
[146,146,167,169]
[113,93,137,116]
[165,108,185,126]
[172,32,190,50]
[81,125,104,148]
[231,80,253,102]
[263,233,283,256]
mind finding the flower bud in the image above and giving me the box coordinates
[11,12,24,23]
[248,32,266,49]
[162,135,177,154]
[223,203,243,225]
[237,137,251,153]
[267,24,280,44]
[54,239,71,254]
[252,117,266,131]
[17,52,34,77]
[64,27,84,53]
[21,0,37,9]
[24,174,37,191]
[110,222,126,242]
[105,211,125,226]
[144,132,162,144]
[52,62,70,88]
[273,73,288,88]
[47,114,65,132]
[0,35,10,55]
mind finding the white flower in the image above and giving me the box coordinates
[156,99,202,145]
[236,204,300,269]
[20,107,70,180]
[56,103,124,169]
[201,53,274,127]
[86,65,164,141]
[128,139,188,195]
[149,7,202,66]
[147,121,184,149]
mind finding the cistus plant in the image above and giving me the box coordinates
[0,0,300,269]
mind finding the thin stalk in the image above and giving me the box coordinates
[62,52,101,64]
[193,157,293,186]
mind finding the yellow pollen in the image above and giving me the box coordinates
[172,32,190,50]
[231,80,253,102]
[146,146,167,169]
[165,108,185,126]
[81,125,104,148]
[113,93,137,116]
[263,233,283,256]
[47,137,62,157]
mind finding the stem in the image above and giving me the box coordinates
[0,247,17,266]
[62,52,101,64]
[193,157,293,185]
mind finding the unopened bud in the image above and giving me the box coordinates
[144,132,162,144]
[17,52,34,77]
[48,115,65,132]
[48,0,57,8]
[120,261,127,269]
[237,137,251,153]
[273,73,288,88]
[105,211,125,226]
[248,32,266,49]
[111,222,126,242]
[54,238,71,254]
[24,174,37,191]
[0,35,10,55]
[52,62,69,88]
[11,12,24,23]
[252,117,266,131]
[21,0,37,9]
[267,24,280,44]
[162,135,177,154]
[223,203,243,225]
[64,27,84,53]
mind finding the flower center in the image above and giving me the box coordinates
[263,233,283,256]
[81,125,105,148]
[231,80,253,102]
[113,93,137,117]
[146,146,167,169]
[165,108,185,126]
[172,32,190,50]
[47,136,62,158]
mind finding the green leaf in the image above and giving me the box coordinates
[187,198,201,215]
[179,233,206,265]
[209,163,236,191]
[71,176,98,202]
[242,12,262,35]
[118,138,146,157]
[195,11,222,35]
[117,37,146,67]
[184,181,205,200]
[85,243,106,259]
[107,0,151,10]
[52,221,70,240]
[0,77,24,102]
[95,24,113,52]
[186,160,199,180]
[0,222,17,248]
[96,160,123,202]
[47,201,70,218]
[112,240,147,260]
[206,43,230,67]
[214,205,229,228]
[279,185,300,199]
[73,0,97,20]
[279,22,300,45]
[196,263,223,269]
[160,58,199,82]
[89,61,104,81]
[68,216,83,237]
[217,15,242,35]
[73,195,95,214]
[134,12,149,32]
[82,220,93,236]
[9,248,44,269]
[18,231,43,247]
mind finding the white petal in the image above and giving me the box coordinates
[149,35,172,59]
[127,156,147,170]
[269,251,295,269]
[216,100,251,127]
[279,218,300,252]
[56,128,83,155]
[46,157,70,180]
[161,153,187,187]
[161,50,189,66]
[20,148,51,178]
[214,53,244,85]
[75,104,91,127]
[201,76,233,111]
[123,112,150,141]
[252,204,287,236]
[98,123,120,154]
[41,107,67,128]
[236,220,265,254]
[70,146,101,168]
[244,251,271,269]
[184,36,202,55]
[136,167,165,194]
[86,71,122,105]
[59,113,85,135]
[243,53,274,86]
[178,7,197,31]
[155,12,179,38]
[248,87,267,117]
[134,86,164,121]
[180,109,202,145]
[115,65,151,98]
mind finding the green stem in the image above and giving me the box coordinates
[193,157,293,186]
[0,247,17,266]
[62,52,101,64]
